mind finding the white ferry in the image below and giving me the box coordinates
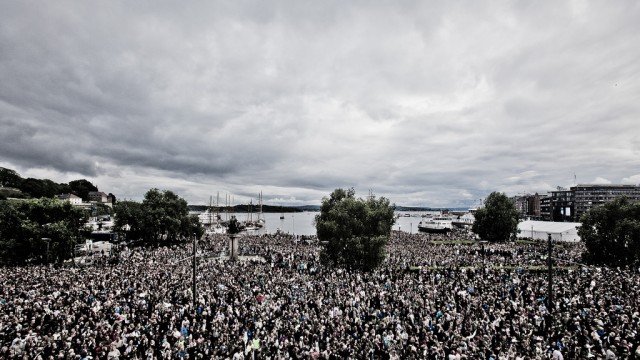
[417,216,453,233]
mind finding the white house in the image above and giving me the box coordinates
[58,193,83,205]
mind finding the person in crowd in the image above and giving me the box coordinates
[1,229,638,359]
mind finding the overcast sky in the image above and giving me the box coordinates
[1,1,639,207]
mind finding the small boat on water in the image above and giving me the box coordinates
[417,216,453,233]
[452,213,475,228]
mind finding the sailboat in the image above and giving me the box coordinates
[244,199,258,230]
[202,194,226,234]
[257,191,266,228]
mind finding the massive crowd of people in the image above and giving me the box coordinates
[1,229,639,359]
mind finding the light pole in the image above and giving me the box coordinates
[193,233,197,306]
[42,238,51,263]
[547,233,553,313]
[546,233,554,338]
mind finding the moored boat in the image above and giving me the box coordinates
[417,217,453,233]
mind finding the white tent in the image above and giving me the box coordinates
[517,220,581,242]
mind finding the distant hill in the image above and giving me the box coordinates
[188,204,469,213]
[295,205,321,211]
[395,206,470,212]
[188,204,320,213]
[0,167,101,201]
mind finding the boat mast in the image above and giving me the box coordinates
[259,191,264,221]
[216,192,219,223]
[209,195,213,226]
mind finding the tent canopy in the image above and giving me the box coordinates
[517,220,581,242]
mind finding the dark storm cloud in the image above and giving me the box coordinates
[1,1,639,206]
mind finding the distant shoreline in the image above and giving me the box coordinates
[188,204,470,213]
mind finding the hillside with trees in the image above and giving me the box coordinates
[0,167,102,201]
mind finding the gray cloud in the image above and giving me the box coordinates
[1,1,639,207]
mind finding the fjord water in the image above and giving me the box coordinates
[220,211,431,236]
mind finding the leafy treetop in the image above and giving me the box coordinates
[316,188,395,271]
[472,191,519,242]
[579,196,640,267]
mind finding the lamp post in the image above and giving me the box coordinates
[42,238,51,263]
[546,233,554,338]
[479,240,488,309]
[193,233,197,306]
[547,233,553,313]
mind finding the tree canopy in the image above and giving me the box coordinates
[0,198,87,265]
[68,179,98,201]
[114,188,203,244]
[579,196,640,267]
[0,167,22,188]
[0,167,103,201]
[472,191,519,242]
[315,188,395,271]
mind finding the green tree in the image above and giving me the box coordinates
[116,189,203,244]
[114,200,145,241]
[20,178,66,198]
[68,179,98,201]
[108,192,117,205]
[579,197,640,267]
[0,167,22,188]
[472,192,519,242]
[0,198,86,264]
[94,202,113,217]
[315,188,395,271]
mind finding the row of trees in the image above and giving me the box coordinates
[2,183,637,269]
[0,167,112,202]
[114,189,204,244]
[316,189,639,272]
[0,188,202,265]
[0,198,87,265]
[472,191,640,267]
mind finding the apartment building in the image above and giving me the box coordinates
[572,184,640,220]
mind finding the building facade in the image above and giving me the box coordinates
[512,193,544,220]
[527,193,541,220]
[88,191,109,203]
[572,184,640,220]
[57,193,82,205]
[540,196,551,221]
[512,195,529,218]
[550,189,575,222]
[539,184,640,222]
